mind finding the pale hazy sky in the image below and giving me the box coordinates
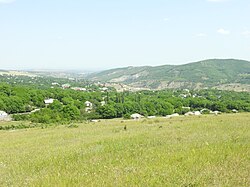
[0,0,250,70]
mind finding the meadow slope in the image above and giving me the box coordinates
[0,113,249,186]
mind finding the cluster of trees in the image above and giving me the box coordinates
[0,83,46,114]
[94,90,250,119]
[1,82,250,124]
[0,74,102,90]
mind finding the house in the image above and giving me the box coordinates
[166,113,180,118]
[71,87,87,91]
[210,111,221,115]
[131,113,143,120]
[232,109,238,113]
[85,101,93,108]
[84,101,93,113]
[0,111,11,121]
[194,111,201,116]
[0,111,8,118]
[44,99,54,105]
[100,101,106,106]
[184,111,201,116]
[62,84,71,89]
[51,82,59,86]
[147,116,156,119]
[184,112,194,116]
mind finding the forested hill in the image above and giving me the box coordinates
[87,59,250,91]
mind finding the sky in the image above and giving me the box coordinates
[0,0,250,70]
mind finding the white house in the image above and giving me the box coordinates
[62,84,71,89]
[0,111,11,121]
[51,82,59,86]
[232,109,238,113]
[210,111,221,115]
[0,111,8,117]
[194,111,201,116]
[166,113,180,118]
[131,113,144,120]
[147,116,156,119]
[44,99,54,105]
[85,101,93,108]
[71,87,87,91]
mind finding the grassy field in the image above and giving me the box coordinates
[0,114,249,186]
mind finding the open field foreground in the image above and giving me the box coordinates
[0,114,249,186]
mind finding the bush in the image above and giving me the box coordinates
[12,114,29,121]
[123,113,131,120]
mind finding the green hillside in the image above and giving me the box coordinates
[1,114,249,186]
[87,59,250,90]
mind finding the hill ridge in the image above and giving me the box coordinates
[87,59,250,91]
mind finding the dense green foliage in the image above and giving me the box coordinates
[0,78,250,124]
[87,59,250,89]
[0,73,98,90]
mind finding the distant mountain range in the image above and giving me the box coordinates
[87,59,250,91]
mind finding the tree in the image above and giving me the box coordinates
[0,83,12,96]
[157,102,174,116]
[48,100,63,112]
[97,105,117,119]
[211,102,227,112]
[62,97,74,105]
[114,103,124,117]
[62,105,80,120]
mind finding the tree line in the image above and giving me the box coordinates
[0,83,249,124]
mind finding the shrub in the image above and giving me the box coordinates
[123,113,131,120]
